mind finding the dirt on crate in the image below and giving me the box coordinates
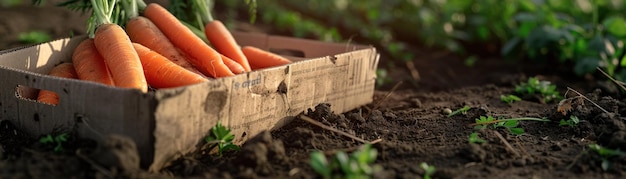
[2,2,626,179]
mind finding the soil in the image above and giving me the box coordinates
[2,2,626,179]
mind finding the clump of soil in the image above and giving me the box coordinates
[0,120,161,178]
[163,130,290,178]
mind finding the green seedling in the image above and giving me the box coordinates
[588,144,626,171]
[500,94,521,104]
[18,31,51,44]
[420,162,436,179]
[472,115,550,135]
[447,106,471,117]
[310,144,382,179]
[375,69,393,87]
[559,115,580,127]
[205,121,240,156]
[515,77,561,103]
[468,132,486,144]
[464,56,478,67]
[39,133,69,152]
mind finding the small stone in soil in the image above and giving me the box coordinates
[442,108,452,115]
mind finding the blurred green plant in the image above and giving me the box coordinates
[515,77,561,103]
[217,0,626,81]
[18,31,51,44]
[588,143,626,171]
[468,132,486,144]
[501,0,626,80]
[500,94,522,104]
[39,133,69,152]
[310,144,382,179]
[420,162,436,179]
[464,56,478,67]
[375,69,393,87]
[1,0,22,7]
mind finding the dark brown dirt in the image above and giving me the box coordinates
[2,1,626,179]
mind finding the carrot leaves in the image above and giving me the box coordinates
[58,0,143,37]
[170,0,258,33]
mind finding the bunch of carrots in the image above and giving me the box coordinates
[37,0,292,105]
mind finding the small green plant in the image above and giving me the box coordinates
[473,115,550,135]
[559,115,580,127]
[310,144,382,179]
[500,94,521,104]
[464,56,478,67]
[205,121,240,156]
[420,162,436,179]
[39,133,69,152]
[18,31,51,44]
[588,144,626,171]
[515,77,561,103]
[447,106,471,117]
[375,69,393,87]
[468,132,486,144]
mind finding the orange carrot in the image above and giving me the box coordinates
[125,16,205,77]
[37,63,78,105]
[205,20,251,72]
[72,38,115,86]
[94,23,148,92]
[179,48,244,75]
[143,3,234,78]
[221,54,246,74]
[133,43,208,88]
[242,46,292,69]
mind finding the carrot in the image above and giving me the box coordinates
[221,54,246,74]
[242,46,293,69]
[125,16,205,77]
[204,20,252,72]
[94,23,148,92]
[79,0,148,92]
[133,43,208,88]
[37,63,78,105]
[172,0,251,72]
[179,50,244,75]
[72,38,115,86]
[143,3,234,78]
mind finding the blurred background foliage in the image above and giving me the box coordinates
[218,0,626,82]
[3,0,626,82]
